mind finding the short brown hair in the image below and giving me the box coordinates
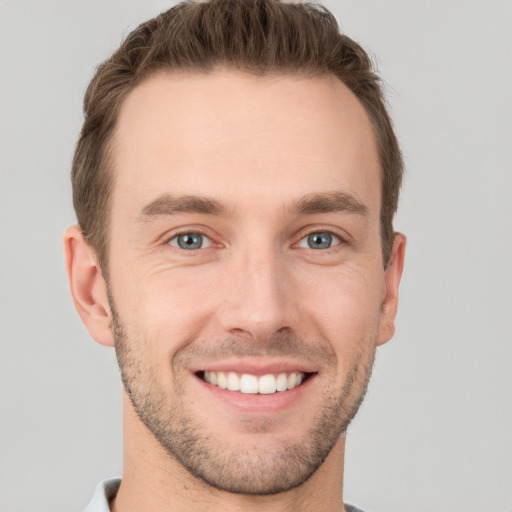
[72,0,403,270]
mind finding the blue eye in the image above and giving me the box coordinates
[169,233,211,250]
[298,232,341,250]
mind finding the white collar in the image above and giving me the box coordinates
[84,478,121,512]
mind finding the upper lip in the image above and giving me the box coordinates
[191,359,318,376]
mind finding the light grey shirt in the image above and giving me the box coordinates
[84,478,366,512]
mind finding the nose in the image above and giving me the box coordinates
[218,245,297,343]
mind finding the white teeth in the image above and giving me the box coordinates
[276,373,288,392]
[217,372,227,389]
[258,374,276,394]
[240,374,259,394]
[227,372,240,391]
[202,371,306,394]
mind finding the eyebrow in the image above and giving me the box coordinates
[291,191,369,217]
[138,190,369,222]
[138,194,229,220]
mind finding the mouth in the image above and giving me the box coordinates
[196,370,314,395]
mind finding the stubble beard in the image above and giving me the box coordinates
[109,298,376,495]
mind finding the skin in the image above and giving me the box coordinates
[64,69,405,512]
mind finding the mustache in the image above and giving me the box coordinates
[173,330,335,366]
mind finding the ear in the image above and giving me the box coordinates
[63,225,114,347]
[377,232,406,346]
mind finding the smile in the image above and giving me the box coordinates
[201,371,308,394]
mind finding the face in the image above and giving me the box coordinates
[102,70,402,494]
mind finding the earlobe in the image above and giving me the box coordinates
[377,232,406,346]
[63,225,115,347]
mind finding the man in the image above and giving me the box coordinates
[63,0,406,510]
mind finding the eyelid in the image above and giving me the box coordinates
[167,232,212,249]
[296,231,342,249]
[293,225,350,247]
[160,225,349,251]
[162,226,219,248]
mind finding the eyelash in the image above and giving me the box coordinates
[164,228,347,252]
[296,231,343,250]
[166,230,214,250]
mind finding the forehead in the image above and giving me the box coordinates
[111,69,380,214]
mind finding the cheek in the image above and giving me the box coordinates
[297,265,384,354]
[117,266,221,350]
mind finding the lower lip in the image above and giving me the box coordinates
[194,374,316,413]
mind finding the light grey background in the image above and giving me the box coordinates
[1,1,511,511]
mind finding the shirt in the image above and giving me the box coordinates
[84,478,366,512]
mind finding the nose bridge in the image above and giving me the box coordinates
[219,240,294,341]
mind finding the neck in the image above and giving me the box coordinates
[112,394,347,512]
